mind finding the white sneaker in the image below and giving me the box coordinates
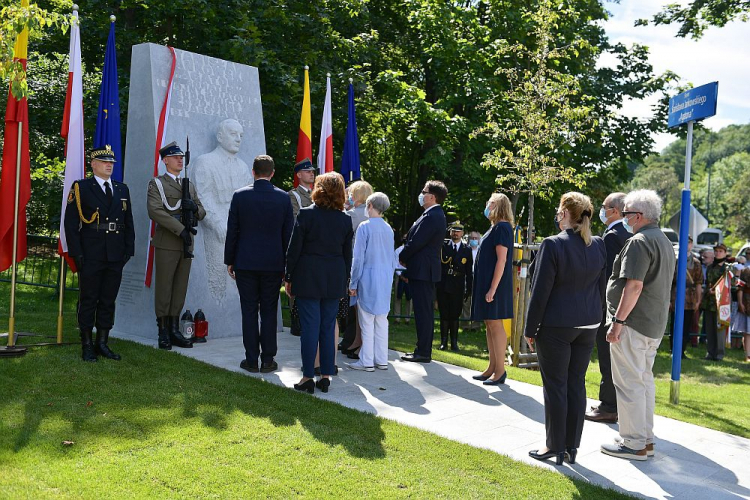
[375,364,389,370]
[346,362,374,372]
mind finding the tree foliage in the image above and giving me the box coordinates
[3,0,675,238]
[642,0,750,39]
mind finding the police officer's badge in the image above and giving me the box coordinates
[461,258,467,264]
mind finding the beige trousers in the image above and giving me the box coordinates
[610,325,662,451]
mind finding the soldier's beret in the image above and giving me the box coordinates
[294,158,315,173]
[159,141,185,159]
[90,145,117,163]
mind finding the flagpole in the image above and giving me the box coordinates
[7,121,23,349]
[56,256,66,344]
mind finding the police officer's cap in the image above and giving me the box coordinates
[294,158,315,173]
[449,221,464,231]
[159,141,185,159]
[90,145,117,163]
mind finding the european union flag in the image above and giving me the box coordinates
[340,83,361,185]
[94,20,122,181]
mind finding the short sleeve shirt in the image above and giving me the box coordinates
[606,224,676,339]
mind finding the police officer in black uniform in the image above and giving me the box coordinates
[64,145,135,362]
[436,222,473,351]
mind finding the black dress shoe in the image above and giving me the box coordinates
[240,359,259,373]
[529,449,564,465]
[483,371,507,386]
[438,343,447,351]
[315,378,330,393]
[260,360,278,373]
[294,379,315,394]
[565,448,577,464]
[401,353,431,363]
[472,374,490,381]
[347,352,360,360]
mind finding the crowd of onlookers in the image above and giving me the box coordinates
[224,153,748,466]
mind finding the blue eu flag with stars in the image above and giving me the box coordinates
[94,20,123,181]
[340,83,361,185]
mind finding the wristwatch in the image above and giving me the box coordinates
[612,316,627,325]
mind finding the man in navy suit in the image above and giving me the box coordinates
[586,192,630,424]
[399,180,448,362]
[225,155,294,373]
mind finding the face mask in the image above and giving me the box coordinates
[348,196,354,206]
[469,239,479,248]
[623,216,634,234]
[365,207,372,218]
[418,193,425,207]
[484,207,491,219]
[599,207,608,224]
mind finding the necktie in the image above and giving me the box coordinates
[104,181,112,202]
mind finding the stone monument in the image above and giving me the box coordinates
[193,118,253,301]
[113,44,276,342]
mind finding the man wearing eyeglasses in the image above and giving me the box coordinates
[399,181,448,362]
[586,192,630,424]
[600,190,675,461]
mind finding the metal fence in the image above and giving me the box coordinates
[0,235,78,292]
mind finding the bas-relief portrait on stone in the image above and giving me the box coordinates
[114,44,270,341]
[193,119,253,301]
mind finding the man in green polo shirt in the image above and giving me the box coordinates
[600,189,675,461]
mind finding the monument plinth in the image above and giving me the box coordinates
[114,43,274,341]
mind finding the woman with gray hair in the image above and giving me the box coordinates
[347,192,397,371]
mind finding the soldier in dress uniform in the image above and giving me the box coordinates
[147,142,206,349]
[287,158,315,336]
[64,145,135,362]
[436,222,473,351]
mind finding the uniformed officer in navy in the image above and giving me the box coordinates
[64,145,135,362]
[436,222,473,351]
[147,142,206,350]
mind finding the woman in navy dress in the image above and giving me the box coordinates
[471,192,514,385]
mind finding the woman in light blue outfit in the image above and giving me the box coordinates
[347,192,396,371]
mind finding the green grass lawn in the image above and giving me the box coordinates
[387,318,750,439]
[0,284,629,499]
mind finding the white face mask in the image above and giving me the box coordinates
[418,193,426,207]
[623,215,635,234]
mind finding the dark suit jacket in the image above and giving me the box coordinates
[399,205,447,282]
[64,177,135,262]
[524,229,607,337]
[224,179,294,273]
[285,204,354,299]
[603,221,631,280]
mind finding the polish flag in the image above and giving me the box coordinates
[58,6,85,272]
[317,74,333,174]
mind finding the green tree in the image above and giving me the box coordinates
[643,0,750,39]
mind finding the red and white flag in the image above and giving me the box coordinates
[716,270,731,327]
[58,8,85,272]
[317,74,333,174]
[144,46,177,287]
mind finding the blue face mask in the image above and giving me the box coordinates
[484,207,491,219]
[348,196,354,206]
[623,216,634,234]
[599,207,608,224]
[469,239,479,248]
[418,193,425,207]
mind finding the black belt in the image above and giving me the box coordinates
[83,222,126,233]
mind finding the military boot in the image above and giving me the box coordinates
[80,328,97,362]
[95,329,121,360]
[450,321,460,352]
[439,320,448,350]
[169,316,193,348]
[157,317,171,350]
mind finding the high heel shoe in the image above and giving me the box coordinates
[529,449,564,465]
[315,378,330,393]
[565,448,577,464]
[472,373,490,381]
[293,379,315,394]
[482,371,507,386]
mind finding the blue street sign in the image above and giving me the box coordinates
[668,81,718,128]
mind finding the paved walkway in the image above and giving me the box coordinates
[116,329,750,499]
